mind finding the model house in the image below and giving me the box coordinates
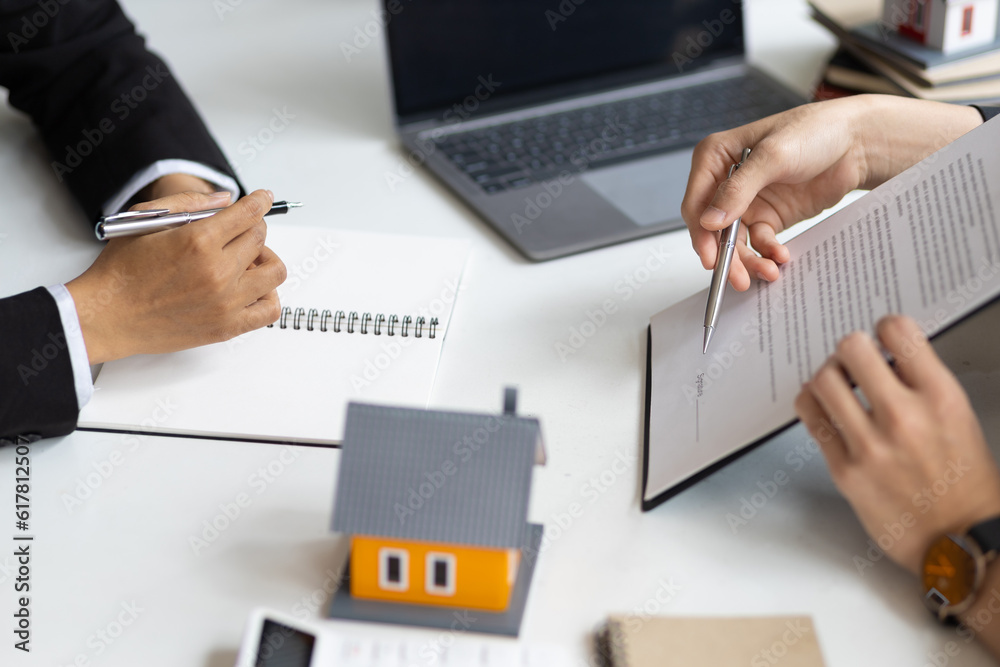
[330,390,545,613]
[883,0,999,53]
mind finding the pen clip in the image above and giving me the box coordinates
[729,147,751,178]
[98,208,170,224]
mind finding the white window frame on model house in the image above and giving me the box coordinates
[378,547,409,592]
[913,0,927,29]
[425,552,457,596]
[962,6,975,36]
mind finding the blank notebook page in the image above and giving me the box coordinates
[78,227,471,444]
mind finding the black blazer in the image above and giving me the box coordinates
[0,0,240,442]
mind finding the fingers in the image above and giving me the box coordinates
[682,130,756,269]
[197,189,274,246]
[130,190,232,213]
[747,221,789,265]
[875,315,951,393]
[728,242,754,291]
[689,223,720,271]
[683,130,792,284]
[807,359,877,457]
[237,246,287,305]
[702,148,780,231]
[795,387,850,477]
[228,218,269,271]
[833,331,908,418]
[238,290,282,333]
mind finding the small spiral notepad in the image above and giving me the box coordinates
[78,227,471,444]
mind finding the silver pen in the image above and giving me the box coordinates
[702,147,750,354]
[95,200,303,241]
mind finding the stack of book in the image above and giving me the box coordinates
[810,0,1000,103]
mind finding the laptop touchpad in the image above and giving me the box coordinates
[580,149,694,227]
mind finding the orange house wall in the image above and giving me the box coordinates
[350,536,516,611]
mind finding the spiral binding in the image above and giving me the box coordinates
[267,308,438,338]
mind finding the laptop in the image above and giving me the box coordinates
[383,1,805,261]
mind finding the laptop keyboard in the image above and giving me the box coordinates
[431,77,791,194]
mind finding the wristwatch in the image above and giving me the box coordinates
[922,516,1000,621]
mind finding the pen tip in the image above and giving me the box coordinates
[702,326,714,355]
[286,201,303,208]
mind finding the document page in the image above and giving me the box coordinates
[646,117,1000,505]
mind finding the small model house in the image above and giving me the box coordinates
[330,389,545,616]
[883,0,999,53]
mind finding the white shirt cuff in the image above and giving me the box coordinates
[45,284,94,411]
[101,159,239,215]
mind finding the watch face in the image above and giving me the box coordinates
[923,535,979,608]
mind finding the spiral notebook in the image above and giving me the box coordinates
[78,227,471,445]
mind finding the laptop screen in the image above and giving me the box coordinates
[384,0,744,119]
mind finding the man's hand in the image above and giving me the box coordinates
[795,315,1000,575]
[66,189,287,364]
[683,96,982,291]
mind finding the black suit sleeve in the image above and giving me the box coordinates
[0,0,242,221]
[972,105,1000,122]
[0,289,78,441]
[0,0,243,440]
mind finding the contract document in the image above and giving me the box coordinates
[644,117,1000,509]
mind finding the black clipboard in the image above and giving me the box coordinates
[641,293,1000,512]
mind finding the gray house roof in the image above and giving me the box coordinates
[331,401,543,549]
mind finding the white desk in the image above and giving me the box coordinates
[1,1,995,665]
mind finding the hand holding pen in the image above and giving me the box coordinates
[66,190,289,364]
[702,148,750,353]
[97,197,302,240]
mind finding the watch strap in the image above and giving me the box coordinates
[968,516,1000,556]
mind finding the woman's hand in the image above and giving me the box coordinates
[682,95,982,291]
